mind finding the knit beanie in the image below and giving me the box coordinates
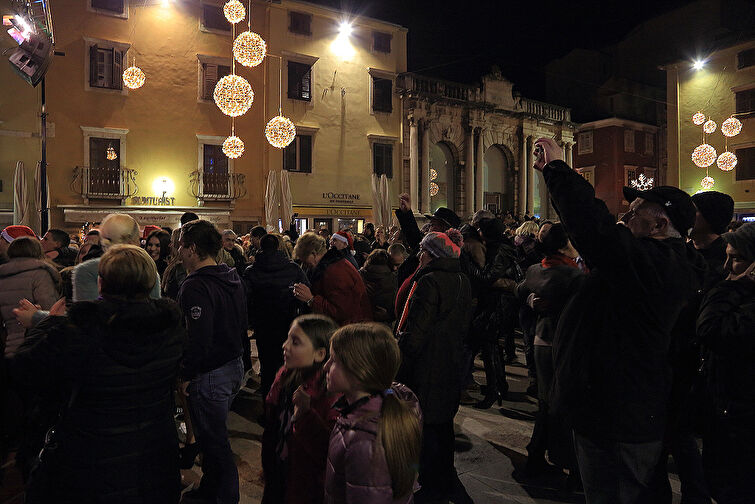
[722,222,755,263]
[420,231,461,259]
[1,225,36,243]
[691,191,734,235]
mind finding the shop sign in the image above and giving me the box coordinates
[321,192,361,205]
[130,196,176,206]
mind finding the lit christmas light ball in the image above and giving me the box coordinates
[430,182,440,197]
[691,144,717,168]
[233,31,266,68]
[223,135,245,158]
[214,75,254,117]
[700,176,715,190]
[692,112,706,125]
[122,66,146,89]
[430,168,438,181]
[703,120,717,134]
[716,151,737,172]
[106,145,117,160]
[721,117,742,137]
[265,115,296,148]
[223,0,245,24]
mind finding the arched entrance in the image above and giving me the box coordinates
[483,145,514,214]
[429,142,455,212]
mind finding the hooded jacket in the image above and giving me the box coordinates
[243,249,309,335]
[0,258,60,357]
[178,264,247,380]
[7,298,185,502]
[543,160,704,442]
[360,264,397,323]
[309,248,373,326]
[325,383,421,504]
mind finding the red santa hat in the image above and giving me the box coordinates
[1,225,36,243]
[142,225,162,240]
[333,230,354,250]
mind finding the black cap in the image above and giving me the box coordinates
[623,186,696,237]
[691,191,734,235]
[424,207,461,229]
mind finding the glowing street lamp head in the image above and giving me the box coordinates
[693,59,705,71]
[338,21,353,36]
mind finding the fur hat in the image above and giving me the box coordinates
[1,225,36,243]
[691,191,734,235]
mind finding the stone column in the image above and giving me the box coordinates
[526,136,534,215]
[421,122,431,214]
[475,129,484,213]
[465,128,475,216]
[519,135,528,216]
[564,142,572,167]
[409,120,419,208]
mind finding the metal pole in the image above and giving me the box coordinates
[41,77,48,233]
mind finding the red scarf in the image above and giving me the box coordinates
[541,253,579,270]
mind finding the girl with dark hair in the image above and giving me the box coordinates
[145,228,171,277]
[325,323,422,503]
[262,314,340,504]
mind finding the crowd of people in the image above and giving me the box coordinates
[0,138,752,504]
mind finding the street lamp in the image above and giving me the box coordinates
[331,20,355,60]
[693,59,705,71]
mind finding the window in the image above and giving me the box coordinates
[624,129,635,153]
[90,0,125,15]
[735,146,755,181]
[578,166,595,186]
[89,45,123,90]
[373,143,393,178]
[287,61,312,101]
[202,4,230,33]
[643,168,657,185]
[577,131,593,154]
[373,31,391,53]
[283,134,312,173]
[737,48,755,70]
[81,126,129,199]
[201,62,230,100]
[202,144,229,195]
[624,166,637,186]
[736,88,755,115]
[372,77,392,113]
[289,11,312,36]
[644,133,654,154]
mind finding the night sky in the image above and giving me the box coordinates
[309,0,696,99]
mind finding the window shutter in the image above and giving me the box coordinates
[283,140,297,171]
[89,45,99,87]
[113,49,123,90]
[300,135,312,173]
[204,63,218,100]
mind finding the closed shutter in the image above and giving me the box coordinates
[203,63,217,100]
[735,147,755,181]
[89,44,99,87]
[372,78,392,113]
[299,135,312,173]
[113,49,123,90]
[283,139,297,171]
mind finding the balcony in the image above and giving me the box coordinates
[520,98,571,123]
[189,170,247,204]
[71,165,138,204]
[398,73,479,102]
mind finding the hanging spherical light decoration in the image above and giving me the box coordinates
[703,120,717,134]
[430,168,438,181]
[222,135,245,159]
[233,31,266,68]
[716,151,737,172]
[122,65,146,89]
[106,144,118,161]
[213,75,254,117]
[692,112,706,125]
[691,144,717,168]
[223,0,245,24]
[721,117,742,137]
[265,115,296,148]
[700,176,715,190]
[430,182,440,197]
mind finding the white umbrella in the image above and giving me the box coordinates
[13,161,27,225]
[265,170,279,231]
[379,174,391,229]
[280,170,293,230]
[371,174,382,226]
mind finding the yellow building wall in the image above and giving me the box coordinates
[667,40,755,213]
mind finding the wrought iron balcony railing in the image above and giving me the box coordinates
[71,165,138,203]
[189,170,247,201]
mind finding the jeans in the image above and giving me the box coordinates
[573,430,663,504]
[188,356,244,504]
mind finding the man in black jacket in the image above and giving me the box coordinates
[178,219,247,504]
[534,138,702,504]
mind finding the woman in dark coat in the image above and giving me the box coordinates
[7,245,185,503]
[359,249,397,324]
[396,230,473,504]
